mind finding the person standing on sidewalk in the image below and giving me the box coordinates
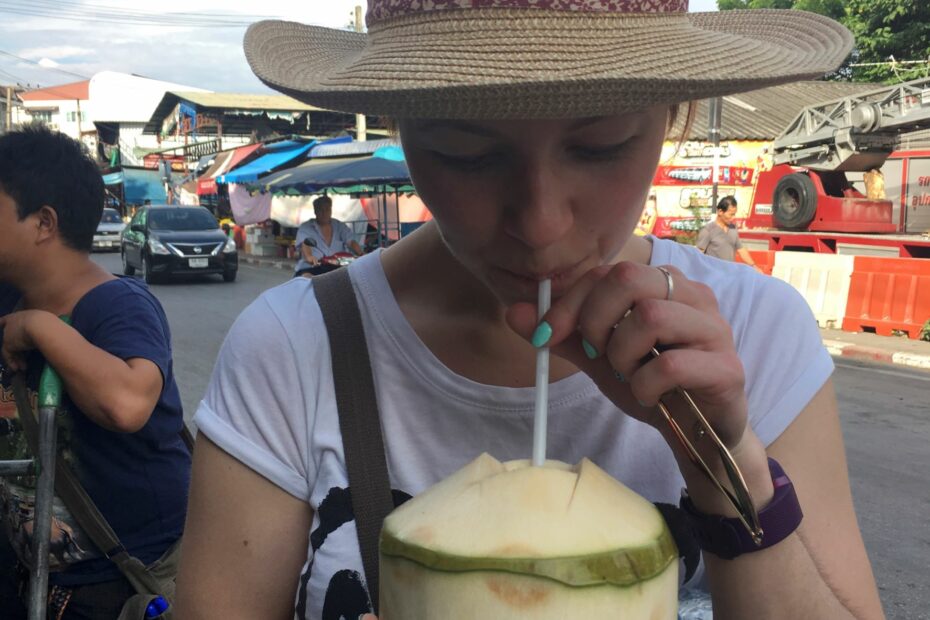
[696,196,764,273]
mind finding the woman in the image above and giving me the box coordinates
[176,2,884,619]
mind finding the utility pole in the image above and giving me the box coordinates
[4,86,12,133]
[354,5,367,142]
[708,97,722,213]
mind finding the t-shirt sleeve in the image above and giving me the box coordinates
[295,222,309,247]
[194,289,316,501]
[734,234,743,250]
[736,276,834,446]
[84,283,173,385]
[695,227,710,252]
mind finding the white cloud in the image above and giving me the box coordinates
[20,46,96,61]
[0,1,367,89]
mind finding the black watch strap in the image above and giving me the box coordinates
[680,458,802,560]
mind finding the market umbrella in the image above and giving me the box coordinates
[257,155,413,246]
[259,155,411,195]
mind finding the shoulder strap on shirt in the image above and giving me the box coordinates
[313,267,392,615]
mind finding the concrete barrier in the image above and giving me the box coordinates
[772,252,854,329]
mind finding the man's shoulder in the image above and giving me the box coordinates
[76,278,165,324]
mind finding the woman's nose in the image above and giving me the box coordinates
[503,164,574,250]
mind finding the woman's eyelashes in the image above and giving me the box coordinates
[431,150,502,171]
[569,140,633,162]
[430,141,633,171]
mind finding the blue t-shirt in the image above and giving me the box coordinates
[0,277,190,586]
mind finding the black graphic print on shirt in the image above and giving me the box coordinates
[655,502,702,583]
[297,487,411,620]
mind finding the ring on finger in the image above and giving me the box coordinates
[657,266,674,301]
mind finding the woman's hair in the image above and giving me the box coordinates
[717,195,738,211]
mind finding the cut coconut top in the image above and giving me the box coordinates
[382,454,674,562]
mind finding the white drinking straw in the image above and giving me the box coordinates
[532,279,552,467]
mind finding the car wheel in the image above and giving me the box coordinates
[222,269,237,283]
[142,254,157,284]
[121,249,135,276]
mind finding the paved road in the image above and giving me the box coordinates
[93,251,930,619]
[93,251,291,418]
[834,358,930,620]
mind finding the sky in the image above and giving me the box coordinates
[0,0,719,93]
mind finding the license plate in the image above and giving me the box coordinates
[189,258,209,268]
[101,241,112,247]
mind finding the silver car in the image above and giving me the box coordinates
[93,208,126,251]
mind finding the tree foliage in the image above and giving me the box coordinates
[716,0,930,83]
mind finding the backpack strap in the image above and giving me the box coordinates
[313,267,393,615]
[11,374,173,599]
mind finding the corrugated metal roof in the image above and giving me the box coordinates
[19,80,89,102]
[679,81,880,141]
[167,91,322,112]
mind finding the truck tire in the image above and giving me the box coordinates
[772,173,817,230]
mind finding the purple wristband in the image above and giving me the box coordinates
[680,458,803,560]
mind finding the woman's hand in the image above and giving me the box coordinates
[506,261,772,512]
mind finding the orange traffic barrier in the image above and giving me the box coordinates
[842,256,930,340]
[736,250,775,275]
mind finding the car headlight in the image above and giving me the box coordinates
[223,238,237,253]
[148,238,171,255]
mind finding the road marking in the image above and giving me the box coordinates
[835,358,930,382]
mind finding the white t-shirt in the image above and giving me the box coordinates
[295,218,357,272]
[195,237,834,619]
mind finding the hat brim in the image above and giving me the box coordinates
[244,9,853,119]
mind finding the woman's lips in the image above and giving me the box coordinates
[496,260,585,296]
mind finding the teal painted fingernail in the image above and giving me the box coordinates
[531,321,552,348]
[582,339,598,359]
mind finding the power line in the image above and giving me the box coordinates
[0,0,283,27]
[0,50,90,79]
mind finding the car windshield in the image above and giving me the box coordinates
[148,209,218,232]
[100,209,122,224]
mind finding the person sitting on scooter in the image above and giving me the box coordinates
[294,196,363,278]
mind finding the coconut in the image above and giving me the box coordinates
[379,453,679,619]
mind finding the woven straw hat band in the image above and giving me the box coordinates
[367,0,689,25]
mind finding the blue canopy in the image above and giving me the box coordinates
[102,167,167,204]
[307,138,394,159]
[217,141,314,185]
[259,155,410,194]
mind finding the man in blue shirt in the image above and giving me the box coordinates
[294,195,363,277]
[0,126,190,618]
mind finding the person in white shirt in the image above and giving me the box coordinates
[294,195,363,277]
[177,4,883,620]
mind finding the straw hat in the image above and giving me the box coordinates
[244,0,853,119]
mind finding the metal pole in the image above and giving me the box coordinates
[27,404,57,620]
[709,97,722,212]
[354,6,367,142]
[5,86,12,133]
[26,330,67,620]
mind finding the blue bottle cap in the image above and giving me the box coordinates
[145,596,170,618]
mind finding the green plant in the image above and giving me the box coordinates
[920,318,930,342]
